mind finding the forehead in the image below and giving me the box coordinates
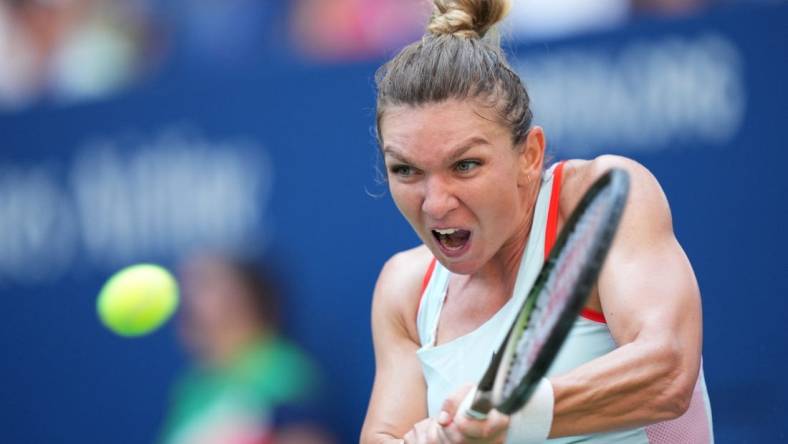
[380,99,510,155]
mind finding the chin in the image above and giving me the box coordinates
[438,256,481,275]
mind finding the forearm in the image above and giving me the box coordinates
[548,337,698,437]
[362,390,426,444]
[360,431,403,444]
[361,374,427,444]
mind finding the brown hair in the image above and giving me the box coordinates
[375,0,533,146]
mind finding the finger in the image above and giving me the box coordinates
[440,422,468,443]
[427,421,443,444]
[402,427,427,444]
[435,426,456,444]
[443,424,495,444]
[439,383,475,425]
[453,409,510,441]
[411,418,444,444]
[437,410,452,427]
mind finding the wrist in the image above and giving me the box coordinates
[507,377,554,443]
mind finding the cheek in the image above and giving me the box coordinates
[389,182,421,221]
[470,176,521,224]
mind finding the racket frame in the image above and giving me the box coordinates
[467,168,630,417]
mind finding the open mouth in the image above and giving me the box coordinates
[432,228,471,252]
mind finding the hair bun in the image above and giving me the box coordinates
[427,0,511,38]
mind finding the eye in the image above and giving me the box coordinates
[390,164,415,177]
[455,159,481,173]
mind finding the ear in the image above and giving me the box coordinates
[517,126,545,187]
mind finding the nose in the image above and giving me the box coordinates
[421,175,458,221]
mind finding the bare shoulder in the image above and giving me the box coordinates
[562,155,672,227]
[372,245,435,343]
[562,155,676,256]
[562,155,661,201]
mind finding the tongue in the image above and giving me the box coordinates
[440,230,470,249]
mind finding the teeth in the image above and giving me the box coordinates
[434,228,458,235]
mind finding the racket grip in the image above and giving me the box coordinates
[463,387,492,420]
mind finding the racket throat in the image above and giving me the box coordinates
[466,349,503,418]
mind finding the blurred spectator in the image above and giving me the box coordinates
[151,0,288,64]
[502,0,631,41]
[0,0,743,105]
[160,253,334,444]
[0,1,39,107]
[0,0,162,110]
[502,0,714,42]
[288,0,717,60]
[632,0,710,16]
[290,0,428,61]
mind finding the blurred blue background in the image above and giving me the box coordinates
[1,0,786,443]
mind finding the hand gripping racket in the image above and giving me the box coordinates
[465,168,630,418]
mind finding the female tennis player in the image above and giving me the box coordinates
[360,1,713,443]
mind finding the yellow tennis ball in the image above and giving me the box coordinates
[97,264,179,337]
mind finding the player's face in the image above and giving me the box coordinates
[380,99,543,275]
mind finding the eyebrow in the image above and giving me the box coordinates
[383,136,491,164]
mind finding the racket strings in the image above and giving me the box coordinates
[501,189,614,395]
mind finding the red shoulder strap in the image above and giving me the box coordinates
[544,162,607,324]
[417,257,437,307]
[420,257,437,298]
[544,162,565,258]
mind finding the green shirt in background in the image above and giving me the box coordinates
[160,336,320,444]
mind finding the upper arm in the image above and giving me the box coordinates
[360,246,433,443]
[574,156,702,380]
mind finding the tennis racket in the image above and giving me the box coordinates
[465,167,630,418]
